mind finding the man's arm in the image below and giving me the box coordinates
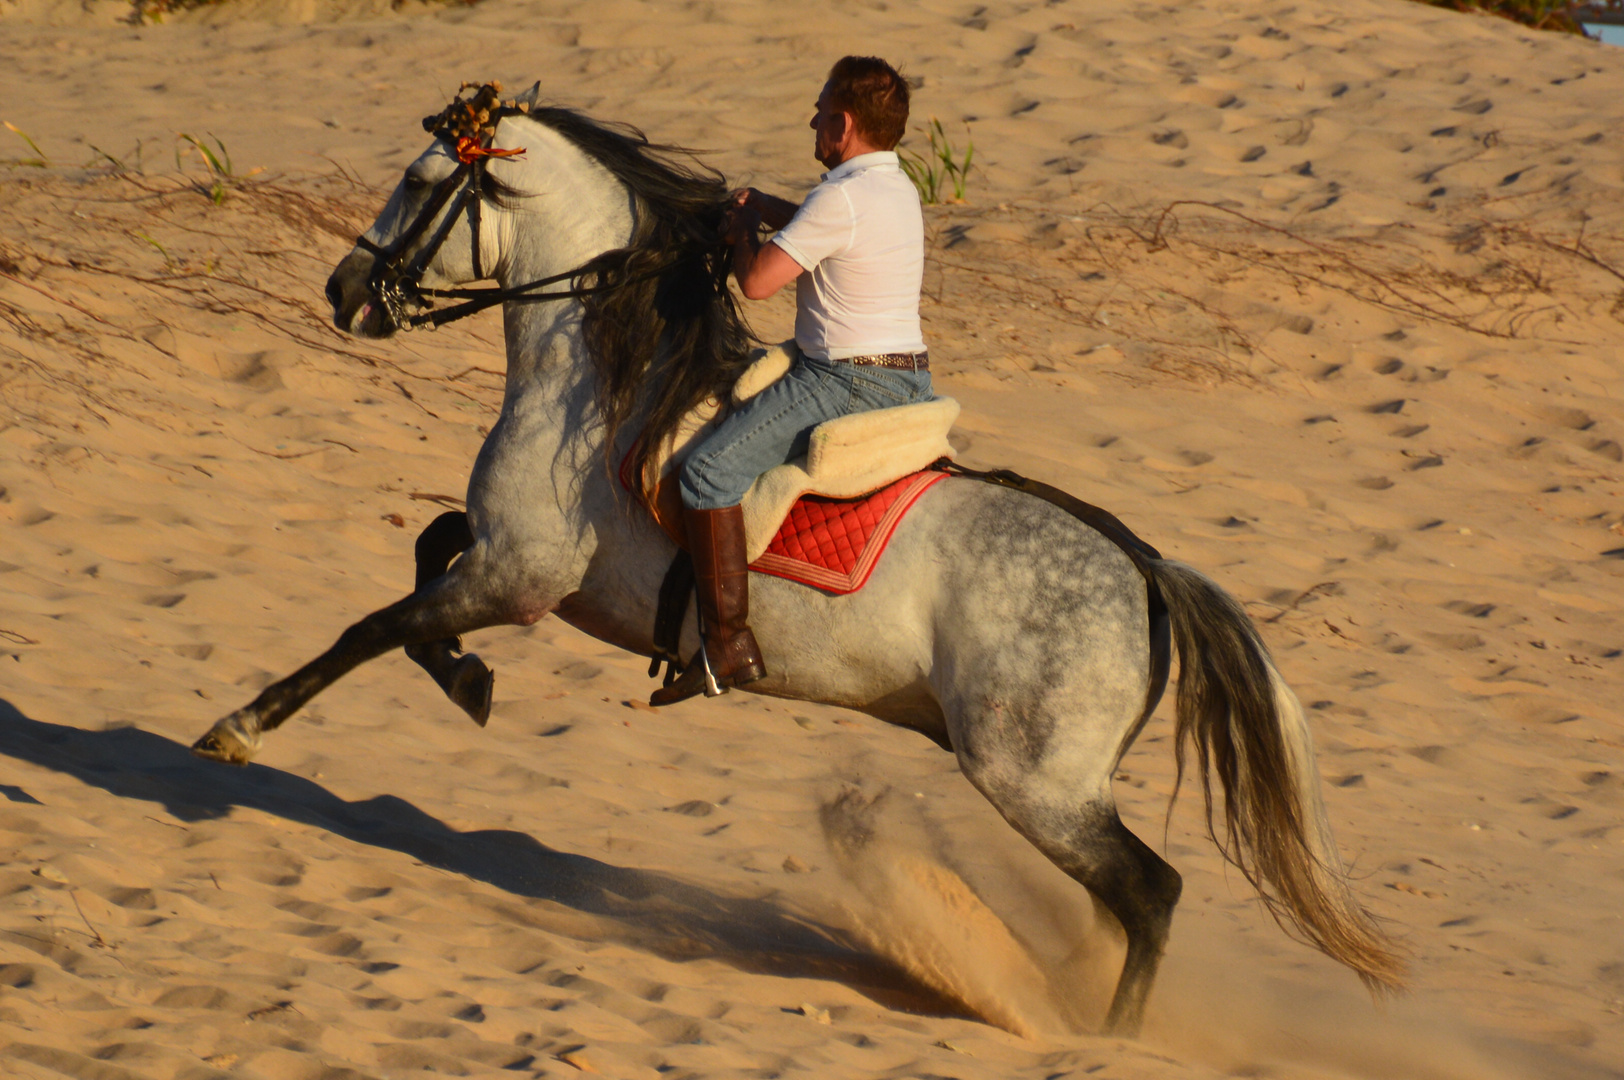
[724,193,803,300]
[731,223,803,301]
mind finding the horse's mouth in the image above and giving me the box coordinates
[327,251,401,339]
[347,298,398,339]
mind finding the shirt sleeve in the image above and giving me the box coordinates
[769,182,854,272]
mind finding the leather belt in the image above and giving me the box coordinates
[831,352,929,370]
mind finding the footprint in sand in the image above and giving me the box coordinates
[1425,632,1486,651]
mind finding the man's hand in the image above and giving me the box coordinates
[721,191,763,247]
[722,188,803,300]
[727,187,799,232]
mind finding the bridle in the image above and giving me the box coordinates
[354,133,665,332]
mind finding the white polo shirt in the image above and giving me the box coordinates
[769,151,927,362]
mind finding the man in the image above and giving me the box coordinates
[650,55,933,707]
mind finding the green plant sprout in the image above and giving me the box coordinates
[176,132,234,204]
[3,122,49,168]
[133,230,176,269]
[899,118,974,205]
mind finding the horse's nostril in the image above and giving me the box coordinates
[325,274,344,311]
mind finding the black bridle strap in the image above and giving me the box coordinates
[354,153,678,331]
[355,160,474,269]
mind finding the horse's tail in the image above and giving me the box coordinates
[1145,558,1407,993]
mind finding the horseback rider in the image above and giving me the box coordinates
[650,55,932,706]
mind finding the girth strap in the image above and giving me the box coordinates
[648,550,695,686]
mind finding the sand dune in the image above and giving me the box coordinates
[2,0,1623,1077]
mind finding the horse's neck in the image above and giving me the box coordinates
[484,154,641,540]
[498,303,601,475]
[500,303,584,405]
[491,186,622,450]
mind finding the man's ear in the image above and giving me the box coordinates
[836,110,857,146]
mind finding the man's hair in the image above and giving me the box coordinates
[825,56,910,150]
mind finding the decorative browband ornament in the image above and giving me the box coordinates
[422,81,529,164]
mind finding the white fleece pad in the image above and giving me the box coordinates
[643,341,959,560]
[739,396,958,559]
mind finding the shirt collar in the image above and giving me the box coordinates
[821,150,898,182]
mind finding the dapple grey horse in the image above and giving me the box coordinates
[191,84,1402,1035]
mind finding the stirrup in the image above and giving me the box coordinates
[648,643,727,707]
[648,639,766,707]
[699,643,725,697]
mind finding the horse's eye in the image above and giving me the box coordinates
[404,173,429,192]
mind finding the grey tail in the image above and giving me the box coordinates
[1147,558,1407,993]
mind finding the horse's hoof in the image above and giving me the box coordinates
[191,722,257,765]
[449,654,494,728]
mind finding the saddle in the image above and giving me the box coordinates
[634,342,1170,690]
[622,340,960,560]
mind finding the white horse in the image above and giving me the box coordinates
[191,83,1402,1035]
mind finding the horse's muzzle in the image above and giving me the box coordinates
[326,249,396,339]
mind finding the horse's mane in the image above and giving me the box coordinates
[521,106,755,495]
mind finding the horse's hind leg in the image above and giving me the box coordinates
[402,511,494,726]
[191,551,509,765]
[956,727,1181,1037]
[1039,802,1182,1035]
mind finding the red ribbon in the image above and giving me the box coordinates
[455,136,526,165]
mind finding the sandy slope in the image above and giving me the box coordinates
[2,0,1624,1077]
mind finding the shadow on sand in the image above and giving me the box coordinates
[0,697,971,1018]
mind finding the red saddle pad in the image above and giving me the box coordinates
[748,470,948,594]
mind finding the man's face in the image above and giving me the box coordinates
[809,82,848,168]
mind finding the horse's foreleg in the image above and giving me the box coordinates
[191,558,509,765]
[402,511,494,726]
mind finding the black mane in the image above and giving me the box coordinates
[523,106,755,495]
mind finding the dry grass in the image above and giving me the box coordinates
[1412,0,1609,34]
[0,165,506,452]
[129,0,481,22]
[914,192,1624,388]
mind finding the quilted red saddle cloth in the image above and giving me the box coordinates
[748,470,948,594]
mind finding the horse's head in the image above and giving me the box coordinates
[327,87,751,493]
[325,82,633,338]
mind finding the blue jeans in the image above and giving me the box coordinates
[680,356,934,510]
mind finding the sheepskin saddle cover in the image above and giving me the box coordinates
[625,340,959,561]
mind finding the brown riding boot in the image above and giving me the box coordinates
[649,504,767,706]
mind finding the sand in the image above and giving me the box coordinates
[2,0,1623,1077]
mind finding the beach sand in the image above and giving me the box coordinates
[2,1,1623,1077]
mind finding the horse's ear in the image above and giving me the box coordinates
[515,82,542,110]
